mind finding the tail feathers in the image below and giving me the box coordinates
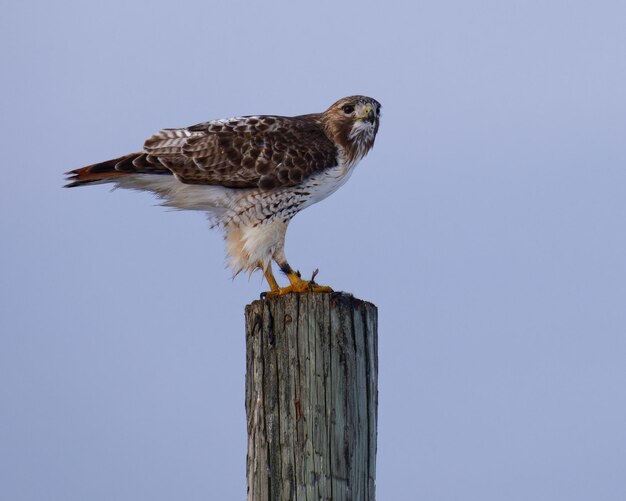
[64,152,169,187]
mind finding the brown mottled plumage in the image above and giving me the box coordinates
[65,96,381,295]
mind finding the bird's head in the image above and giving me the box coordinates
[321,95,381,164]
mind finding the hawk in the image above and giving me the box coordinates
[65,95,381,296]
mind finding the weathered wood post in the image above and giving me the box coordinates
[245,292,378,501]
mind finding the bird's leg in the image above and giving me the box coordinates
[264,261,333,297]
[262,263,280,295]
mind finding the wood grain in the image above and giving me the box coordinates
[245,293,378,501]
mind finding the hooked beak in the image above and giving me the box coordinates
[357,104,376,123]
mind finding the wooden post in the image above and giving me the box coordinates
[245,292,378,501]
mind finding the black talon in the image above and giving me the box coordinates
[310,268,319,284]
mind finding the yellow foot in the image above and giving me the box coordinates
[263,269,334,297]
[264,282,333,297]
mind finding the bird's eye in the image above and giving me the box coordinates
[342,105,355,114]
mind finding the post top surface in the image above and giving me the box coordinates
[245,291,377,311]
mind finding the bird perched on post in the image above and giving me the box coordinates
[65,95,381,296]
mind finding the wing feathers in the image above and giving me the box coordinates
[68,114,338,190]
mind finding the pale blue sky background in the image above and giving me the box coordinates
[2,1,626,499]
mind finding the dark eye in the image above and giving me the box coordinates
[342,104,355,114]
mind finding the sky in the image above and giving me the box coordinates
[1,0,626,499]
